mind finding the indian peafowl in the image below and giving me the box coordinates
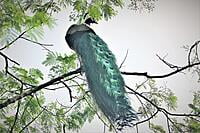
[65,19,138,130]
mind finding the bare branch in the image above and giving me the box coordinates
[20,37,53,52]
[156,54,181,70]
[20,37,53,46]
[188,40,200,65]
[60,81,73,102]
[63,124,66,133]
[0,52,20,74]
[161,108,199,117]
[122,41,200,79]
[122,62,200,78]
[119,50,129,69]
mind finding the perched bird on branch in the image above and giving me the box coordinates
[65,18,138,130]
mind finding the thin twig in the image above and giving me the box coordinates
[20,37,53,52]
[0,29,31,51]
[156,54,181,70]
[103,123,106,133]
[64,97,85,114]
[136,124,139,133]
[20,96,33,120]
[19,108,45,133]
[162,111,183,132]
[188,40,200,65]
[119,50,129,69]
[35,94,58,116]
[134,109,159,126]
[9,100,21,133]
[63,124,66,133]
[20,37,53,46]
[9,84,23,133]
[135,94,149,118]
[161,108,199,117]
[165,113,171,133]
[0,52,20,76]
[134,79,149,91]
[0,52,20,65]
[60,81,73,102]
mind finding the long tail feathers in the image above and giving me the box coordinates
[65,24,138,130]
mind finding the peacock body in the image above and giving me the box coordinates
[65,24,138,130]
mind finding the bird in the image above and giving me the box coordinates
[65,19,138,130]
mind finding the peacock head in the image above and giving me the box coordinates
[66,24,91,35]
[65,24,96,50]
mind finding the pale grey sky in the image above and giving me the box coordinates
[0,0,199,132]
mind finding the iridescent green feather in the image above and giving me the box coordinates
[65,24,138,130]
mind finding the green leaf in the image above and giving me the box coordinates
[42,52,58,66]
[73,0,87,12]
[150,123,166,133]
[12,67,43,85]
[43,52,77,78]
[166,93,177,110]
[88,4,102,21]
[29,68,44,80]
[102,4,116,20]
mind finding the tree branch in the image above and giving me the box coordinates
[119,50,128,69]
[156,54,181,70]
[20,37,53,52]
[0,68,81,109]
[0,29,31,51]
[19,108,45,133]
[9,83,23,133]
[60,81,73,102]
[188,40,200,65]
[126,85,199,126]
[134,110,159,126]
[122,62,200,78]
[9,100,21,133]
[0,52,20,73]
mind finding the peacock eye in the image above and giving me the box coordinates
[105,60,109,64]
[105,54,110,59]
[97,42,102,47]
[112,76,117,80]
[103,64,106,70]
[100,48,103,51]
[108,52,112,56]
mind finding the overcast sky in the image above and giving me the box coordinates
[0,0,200,132]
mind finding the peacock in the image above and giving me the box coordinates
[65,19,138,130]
